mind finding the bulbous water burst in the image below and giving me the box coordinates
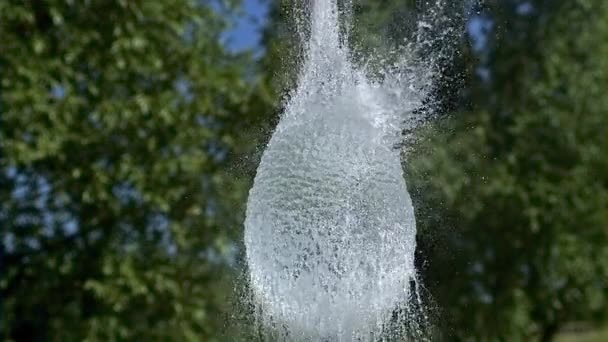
[245,100,417,339]
[244,0,459,340]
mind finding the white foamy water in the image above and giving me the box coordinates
[244,1,455,340]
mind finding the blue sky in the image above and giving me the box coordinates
[223,0,271,52]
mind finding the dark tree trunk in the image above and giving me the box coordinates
[539,323,559,342]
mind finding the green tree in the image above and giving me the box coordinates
[0,1,268,340]
[408,0,608,340]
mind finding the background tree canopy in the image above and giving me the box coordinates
[2,0,607,341]
[407,1,608,340]
[0,0,270,340]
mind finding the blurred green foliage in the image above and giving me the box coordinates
[0,0,270,340]
[408,1,608,341]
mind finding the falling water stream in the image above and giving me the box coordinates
[244,1,455,340]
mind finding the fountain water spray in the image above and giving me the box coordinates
[244,0,458,340]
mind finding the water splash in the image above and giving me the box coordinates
[244,1,457,340]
